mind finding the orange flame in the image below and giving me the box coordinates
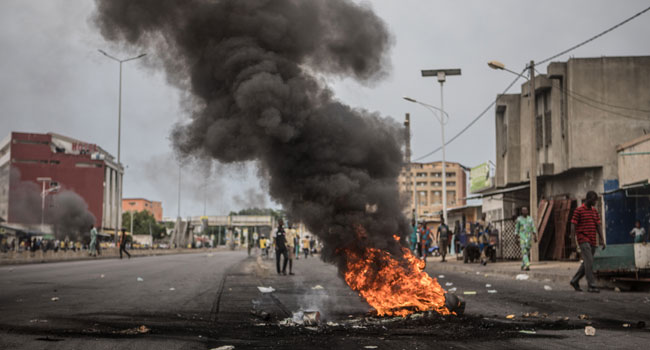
[343,234,449,317]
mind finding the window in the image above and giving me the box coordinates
[447,181,456,187]
[416,172,427,177]
[432,191,441,204]
[446,172,455,177]
[431,181,442,187]
[416,181,427,187]
[433,172,441,178]
[497,106,507,157]
[544,110,552,146]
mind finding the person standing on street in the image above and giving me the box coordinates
[119,228,131,259]
[89,225,98,257]
[437,217,450,262]
[274,219,289,275]
[515,206,537,271]
[302,235,310,259]
[570,191,606,293]
[285,227,295,275]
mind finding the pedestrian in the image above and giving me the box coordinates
[89,225,98,257]
[437,217,450,262]
[302,235,310,259]
[570,191,606,293]
[285,227,295,275]
[409,219,418,255]
[259,236,267,258]
[119,228,131,259]
[309,236,316,256]
[420,224,430,259]
[274,219,289,275]
[630,220,647,244]
[515,206,537,271]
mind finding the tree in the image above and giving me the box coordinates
[122,211,167,240]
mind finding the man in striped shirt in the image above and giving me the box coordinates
[570,191,606,293]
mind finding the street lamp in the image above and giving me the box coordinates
[36,177,59,232]
[488,59,539,261]
[402,96,451,224]
[98,49,146,240]
[415,68,461,226]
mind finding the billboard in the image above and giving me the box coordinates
[470,162,491,193]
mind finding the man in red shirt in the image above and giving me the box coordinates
[570,191,606,293]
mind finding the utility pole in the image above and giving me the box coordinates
[404,113,417,225]
[98,49,146,242]
[528,60,539,262]
[421,68,461,225]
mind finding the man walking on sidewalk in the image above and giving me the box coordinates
[437,217,450,262]
[515,207,537,271]
[570,191,606,293]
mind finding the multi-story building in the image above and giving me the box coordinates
[0,132,123,233]
[487,56,650,258]
[122,198,163,222]
[398,161,467,220]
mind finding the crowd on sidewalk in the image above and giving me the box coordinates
[409,214,499,267]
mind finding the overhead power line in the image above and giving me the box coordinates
[413,68,525,161]
[536,5,650,65]
[413,5,650,161]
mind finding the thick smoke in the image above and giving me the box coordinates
[9,168,96,240]
[93,0,409,271]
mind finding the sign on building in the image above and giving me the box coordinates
[470,162,491,193]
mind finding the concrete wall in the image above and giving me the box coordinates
[541,167,603,201]
[566,57,650,180]
[495,94,521,187]
[617,134,650,187]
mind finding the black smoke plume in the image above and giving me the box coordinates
[93,0,409,271]
[9,168,96,241]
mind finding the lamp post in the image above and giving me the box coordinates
[488,60,538,261]
[403,94,453,226]
[36,177,52,231]
[419,69,461,226]
[98,49,146,241]
[128,202,136,239]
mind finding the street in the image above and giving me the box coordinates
[1,251,649,349]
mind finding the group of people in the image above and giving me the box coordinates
[410,215,498,266]
[514,190,643,293]
[87,225,131,259]
[269,219,319,276]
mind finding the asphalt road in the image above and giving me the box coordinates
[1,251,649,349]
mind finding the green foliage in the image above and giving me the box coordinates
[122,211,167,240]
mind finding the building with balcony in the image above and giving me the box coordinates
[398,161,467,221]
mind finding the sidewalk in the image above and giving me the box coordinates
[425,254,580,283]
[0,246,230,265]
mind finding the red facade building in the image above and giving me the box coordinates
[0,132,123,232]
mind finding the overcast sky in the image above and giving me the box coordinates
[1,0,649,218]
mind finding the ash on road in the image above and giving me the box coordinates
[1,251,649,349]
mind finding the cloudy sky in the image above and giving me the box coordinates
[2,0,649,218]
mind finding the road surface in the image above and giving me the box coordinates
[1,250,649,349]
